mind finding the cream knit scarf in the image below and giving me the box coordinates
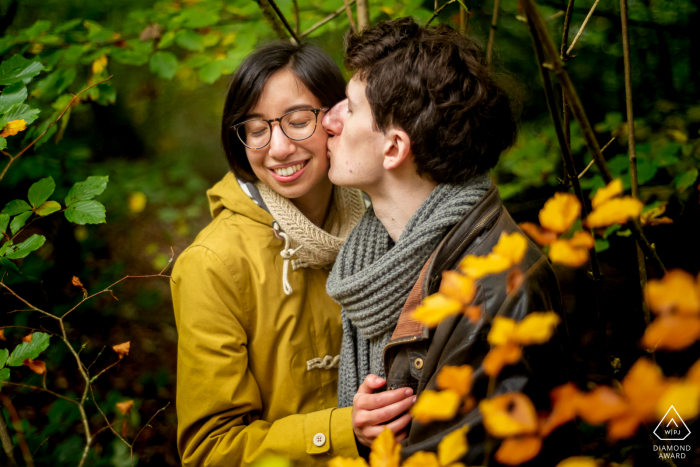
[255,181,365,293]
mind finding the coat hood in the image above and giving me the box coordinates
[207,172,272,226]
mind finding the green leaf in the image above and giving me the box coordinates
[5,234,45,259]
[0,82,28,114]
[0,136,5,151]
[199,60,223,84]
[158,30,176,49]
[36,201,61,216]
[0,55,45,86]
[1,200,31,216]
[0,241,11,257]
[594,239,610,253]
[0,103,41,127]
[54,18,83,34]
[65,200,106,225]
[178,8,220,28]
[0,349,8,368]
[150,51,178,80]
[111,48,150,66]
[0,257,19,274]
[0,368,9,382]
[175,30,205,52]
[0,213,8,235]
[65,175,109,206]
[674,168,699,192]
[8,332,50,366]
[10,211,32,235]
[28,176,55,208]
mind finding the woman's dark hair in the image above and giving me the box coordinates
[344,17,518,184]
[221,41,347,181]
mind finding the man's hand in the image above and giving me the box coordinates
[352,374,416,447]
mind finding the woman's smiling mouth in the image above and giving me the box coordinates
[269,160,309,181]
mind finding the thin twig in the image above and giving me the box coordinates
[427,0,457,26]
[0,393,35,467]
[356,0,369,30]
[561,0,575,60]
[0,77,112,182]
[292,0,300,35]
[0,410,17,467]
[566,0,601,56]
[300,0,357,38]
[129,402,171,464]
[577,137,615,179]
[266,0,301,43]
[486,0,501,64]
[342,0,357,32]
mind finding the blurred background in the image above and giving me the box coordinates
[0,0,698,464]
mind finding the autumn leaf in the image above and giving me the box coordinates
[607,412,643,441]
[621,358,669,420]
[656,382,700,421]
[555,457,598,467]
[494,436,542,465]
[92,54,108,74]
[411,293,463,328]
[686,358,700,386]
[539,193,581,234]
[540,383,581,437]
[513,312,561,345]
[23,358,46,374]
[112,341,131,359]
[0,119,28,137]
[641,202,672,227]
[22,333,32,343]
[479,393,538,438]
[369,428,401,467]
[459,253,511,279]
[519,222,558,246]
[641,316,700,351]
[506,268,523,295]
[585,197,643,228]
[492,232,528,266]
[568,231,595,249]
[438,426,469,466]
[644,269,700,316]
[116,400,134,415]
[483,343,522,377]
[411,390,462,424]
[0,329,5,341]
[401,452,439,467]
[439,271,476,305]
[577,386,629,426]
[487,317,517,346]
[591,179,623,209]
[71,276,84,287]
[463,305,482,323]
[436,365,473,398]
[549,240,589,268]
[328,458,369,467]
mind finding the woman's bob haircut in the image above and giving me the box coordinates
[221,41,347,182]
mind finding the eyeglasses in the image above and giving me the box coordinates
[231,108,328,149]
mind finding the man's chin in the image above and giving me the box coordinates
[328,169,354,188]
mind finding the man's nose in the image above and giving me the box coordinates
[322,99,347,136]
[268,125,295,159]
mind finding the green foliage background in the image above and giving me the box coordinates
[0,0,698,464]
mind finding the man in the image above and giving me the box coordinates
[323,17,576,464]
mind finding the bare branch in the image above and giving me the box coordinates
[0,393,33,467]
[266,0,301,43]
[342,0,357,32]
[486,0,501,64]
[301,0,357,38]
[427,0,457,26]
[356,0,369,31]
[292,0,300,35]
[566,0,601,56]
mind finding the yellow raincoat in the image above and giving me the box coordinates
[171,172,358,466]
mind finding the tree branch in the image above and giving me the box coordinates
[566,0,600,55]
[486,0,501,64]
[301,0,357,38]
[427,0,457,26]
[342,0,357,33]
[356,0,369,31]
[266,0,301,43]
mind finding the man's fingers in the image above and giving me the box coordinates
[394,430,408,443]
[356,387,413,411]
[357,374,386,394]
[386,413,412,434]
[362,394,416,426]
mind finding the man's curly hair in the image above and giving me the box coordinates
[344,17,518,184]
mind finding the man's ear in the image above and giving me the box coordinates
[382,128,412,171]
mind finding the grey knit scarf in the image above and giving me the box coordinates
[327,174,492,408]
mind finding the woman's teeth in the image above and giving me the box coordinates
[273,162,305,177]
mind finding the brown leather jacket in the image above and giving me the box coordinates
[384,185,578,465]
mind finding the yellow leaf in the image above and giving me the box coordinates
[585,197,643,228]
[410,390,461,424]
[539,193,581,234]
[640,202,668,226]
[116,400,134,415]
[112,341,131,359]
[92,54,108,74]
[439,271,476,305]
[656,382,700,421]
[438,426,469,466]
[0,119,27,137]
[458,253,511,279]
[577,386,629,426]
[591,179,623,209]
[492,232,528,266]
[479,393,538,438]
[513,312,561,345]
[494,436,542,465]
[540,383,581,437]
[555,457,598,467]
[568,231,595,249]
[487,316,516,346]
[621,358,669,420]
[607,412,643,441]
[369,428,401,467]
[686,358,700,386]
[129,191,147,214]
[436,365,473,398]
[411,293,463,328]
[549,239,590,268]
[379,5,393,14]
[642,316,700,351]
[644,269,700,316]
[519,222,558,246]
[401,451,440,467]
[328,458,370,467]
[483,343,522,377]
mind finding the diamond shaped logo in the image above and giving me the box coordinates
[654,405,691,441]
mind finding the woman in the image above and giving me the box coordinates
[170,42,366,466]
